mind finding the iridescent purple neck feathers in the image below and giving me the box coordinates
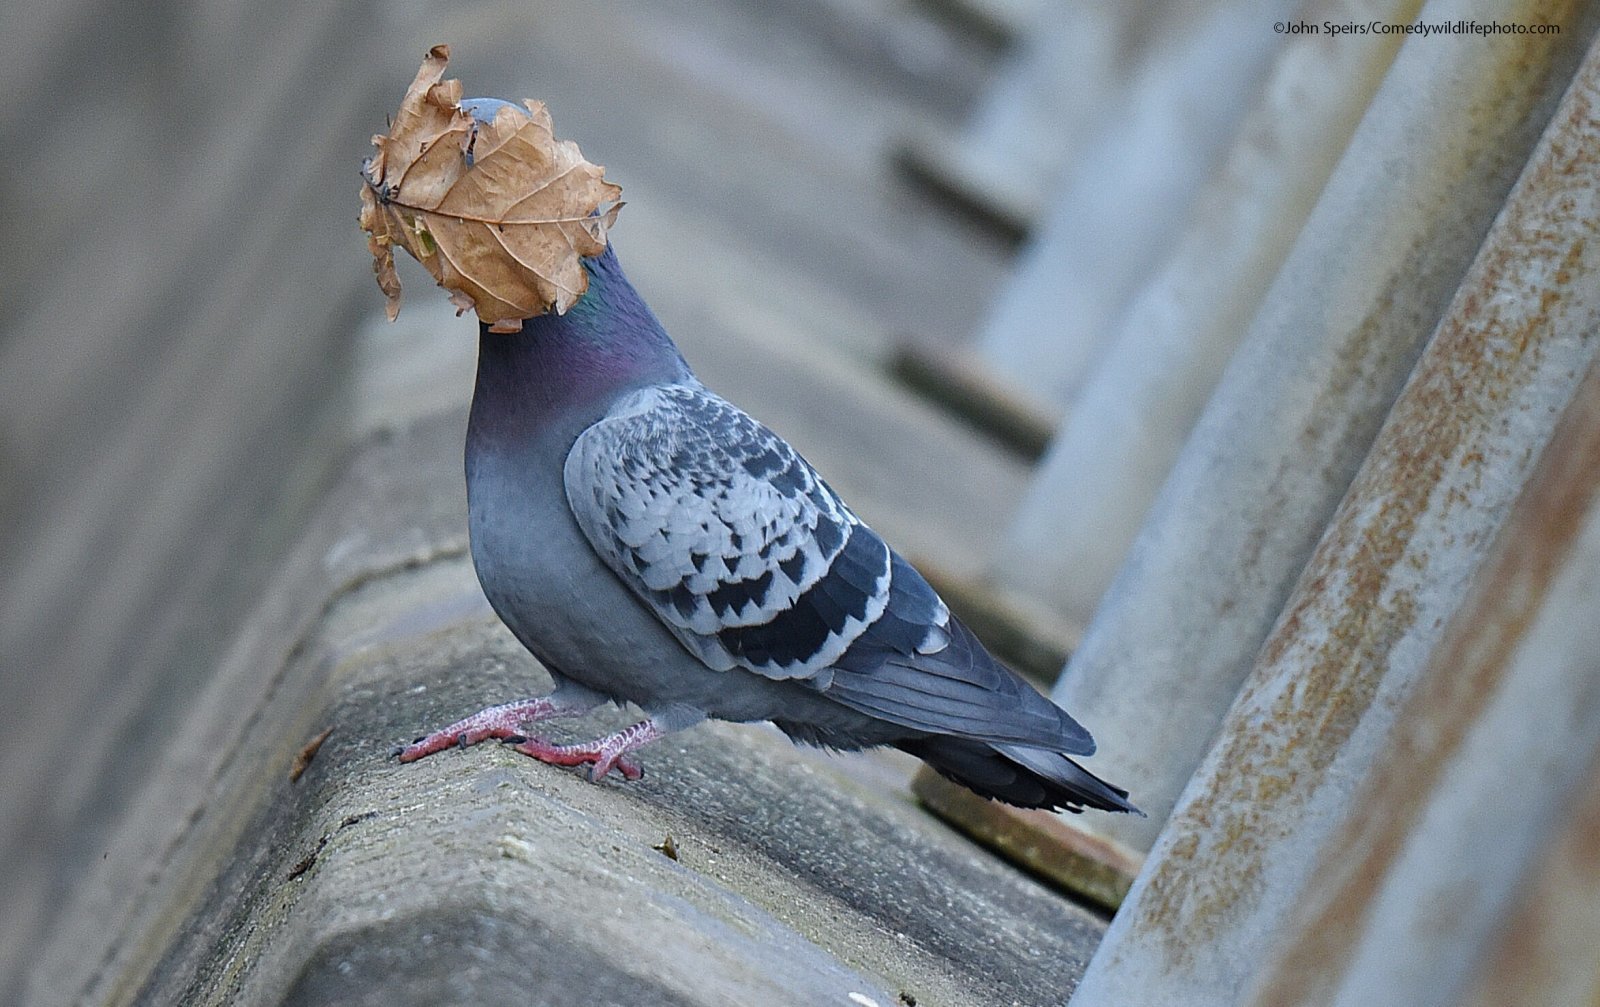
[470,245,692,440]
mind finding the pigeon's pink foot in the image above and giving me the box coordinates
[396,697,579,762]
[506,719,666,781]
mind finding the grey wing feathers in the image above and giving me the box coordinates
[566,382,1090,757]
[826,554,1095,753]
[566,384,922,681]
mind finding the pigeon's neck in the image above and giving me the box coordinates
[469,246,691,443]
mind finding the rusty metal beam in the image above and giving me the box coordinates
[1246,350,1600,1007]
[896,1,1133,237]
[994,0,1417,632]
[1048,0,1598,870]
[971,4,1294,407]
[1458,746,1600,1007]
[1070,21,1600,1007]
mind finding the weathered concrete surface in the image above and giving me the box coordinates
[6,2,1030,1001]
[437,0,1013,364]
[886,342,1059,459]
[970,3,1293,408]
[1459,743,1600,1007]
[0,1,388,1000]
[993,0,1416,629]
[896,1,1132,237]
[1050,0,1600,860]
[1242,364,1600,1007]
[36,409,1107,1007]
[1072,24,1600,1007]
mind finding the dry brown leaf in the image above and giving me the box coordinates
[289,726,334,782]
[358,44,622,331]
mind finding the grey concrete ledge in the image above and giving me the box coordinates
[42,409,1105,1007]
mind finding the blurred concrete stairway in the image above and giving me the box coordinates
[11,0,1114,1003]
[39,345,1107,1003]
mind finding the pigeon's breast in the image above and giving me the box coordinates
[465,434,771,717]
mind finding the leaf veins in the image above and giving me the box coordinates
[358,44,622,331]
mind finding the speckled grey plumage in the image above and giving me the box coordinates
[425,207,1134,812]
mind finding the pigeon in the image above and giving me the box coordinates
[396,104,1137,814]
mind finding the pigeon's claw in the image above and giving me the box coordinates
[508,737,644,780]
[506,718,666,781]
[396,697,578,763]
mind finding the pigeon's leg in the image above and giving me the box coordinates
[506,706,702,782]
[507,719,664,781]
[395,680,605,763]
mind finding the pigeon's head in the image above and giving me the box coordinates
[459,96,521,125]
[460,96,623,291]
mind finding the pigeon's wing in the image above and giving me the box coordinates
[565,383,1091,751]
[825,554,1095,752]
[565,383,912,682]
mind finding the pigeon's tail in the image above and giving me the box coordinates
[899,736,1142,815]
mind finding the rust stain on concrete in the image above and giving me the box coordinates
[1247,50,1600,1003]
[1250,362,1600,1007]
[1462,757,1600,1006]
[1126,21,1600,985]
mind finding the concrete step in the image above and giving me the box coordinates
[40,407,1105,1007]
